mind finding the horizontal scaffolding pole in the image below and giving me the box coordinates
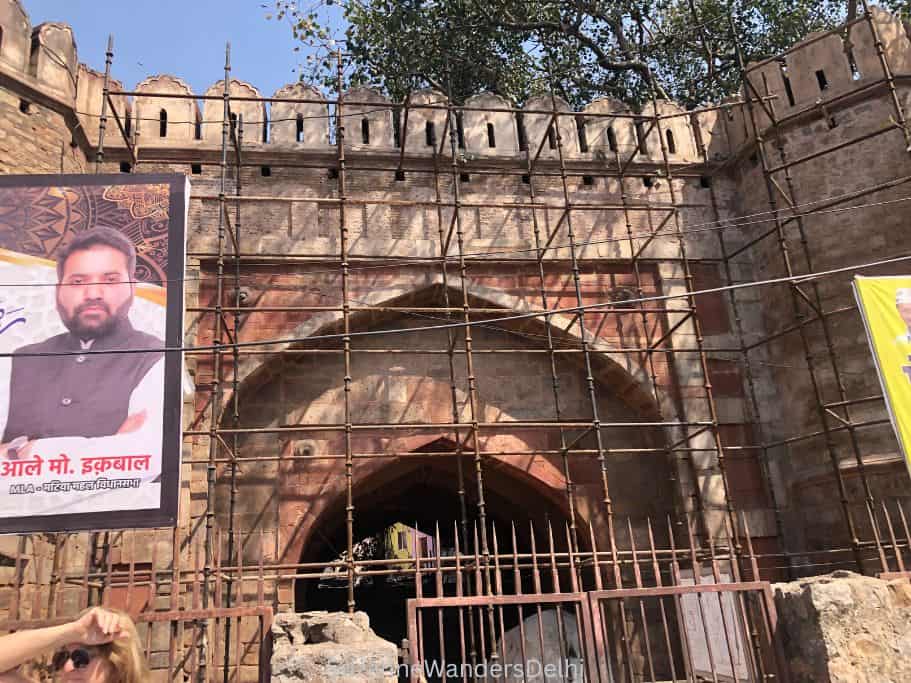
[183,346,746,356]
[183,419,711,436]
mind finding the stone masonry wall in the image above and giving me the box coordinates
[774,571,911,682]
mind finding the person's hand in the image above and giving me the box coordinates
[66,607,129,646]
[117,410,147,435]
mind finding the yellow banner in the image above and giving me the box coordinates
[854,276,911,478]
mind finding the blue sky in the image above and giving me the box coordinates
[23,0,321,97]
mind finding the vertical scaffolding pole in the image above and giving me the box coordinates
[615,139,700,535]
[430,109,472,547]
[703,150,790,577]
[643,90,740,555]
[443,73,499,664]
[87,32,117,608]
[545,68,614,578]
[222,112,243,682]
[523,124,581,562]
[200,42,232,683]
[334,51,357,614]
[431,66,477,666]
[94,34,113,172]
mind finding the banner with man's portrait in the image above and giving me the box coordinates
[854,275,911,479]
[0,174,187,533]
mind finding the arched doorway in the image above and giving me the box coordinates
[214,284,677,646]
[295,435,574,647]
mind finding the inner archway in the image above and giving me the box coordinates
[294,437,574,649]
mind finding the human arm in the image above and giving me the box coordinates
[0,607,127,674]
[24,358,165,466]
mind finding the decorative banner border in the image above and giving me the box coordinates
[854,275,911,481]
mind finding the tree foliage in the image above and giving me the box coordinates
[269,1,906,108]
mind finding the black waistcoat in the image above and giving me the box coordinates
[3,319,164,441]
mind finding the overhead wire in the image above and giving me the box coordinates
[3,251,909,359]
[6,174,911,288]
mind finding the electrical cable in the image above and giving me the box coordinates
[3,251,908,358]
[4,175,909,288]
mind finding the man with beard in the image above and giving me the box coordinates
[0,227,164,469]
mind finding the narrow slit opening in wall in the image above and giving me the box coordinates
[159,109,167,137]
[665,129,676,154]
[392,106,401,148]
[516,113,527,152]
[487,122,496,148]
[194,112,202,140]
[124,110,132,137]
[296,114,304,143]
[262,109,269,142]
[547,125,557,150]
[0,27,4,54]
[425,121,436,147]
[634,121,648,155]
[361,117,370,145]
[120,162,132,173]
[576,116,589,153]
[18,99,30,114]
[456,111,466,149]
[779,62,796,106]
[230,112,238,137]
[191,163,202,175]
[815,69,829,91]
[607,126,617,152]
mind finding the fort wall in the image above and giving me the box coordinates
[0,0,909,608]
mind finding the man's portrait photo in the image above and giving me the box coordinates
[1,227,164,453]
[0,174,186,532]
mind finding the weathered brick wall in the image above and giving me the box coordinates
[0,87,86,174]
[731,87,911,555]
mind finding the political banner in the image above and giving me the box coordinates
[854,275,911,479]
[0,174,187,533]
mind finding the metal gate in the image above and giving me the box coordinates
[406,583,788,682]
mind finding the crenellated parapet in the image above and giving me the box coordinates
[733,7,911,145]
[0,0,911,165]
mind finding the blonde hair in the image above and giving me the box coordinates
[84,608,150,683]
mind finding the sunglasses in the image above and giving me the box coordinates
[52,647,97,672]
